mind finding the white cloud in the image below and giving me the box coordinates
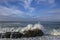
[36,0,46,3]
[0,0,59,21]
[0,6,35,19]
[0,0,35,13]
[35,0,55,4]
[0,6,24,17]
[23,0,32,8]
[48,0,55,4]
[32,9,60,21]
[22,0,35,13]
[35,0,56,8]
[44,9,60,14]
[0,0,56,13]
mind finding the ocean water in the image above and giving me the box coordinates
[0,21,60,40]
[0,36,60,40]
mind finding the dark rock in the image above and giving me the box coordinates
[23,29,44,37]
[1,33,6,38]
[0,32,23,38]
[0,32,11,38]
[0,33,2,38]
[4,32,11,38]
[11,32,23,38]
[0,29,44,38]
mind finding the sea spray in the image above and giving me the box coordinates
[32,23,45,31]
[0,23,46,36]
[2,27,14,32]
[1,23,60,38]
[51,29,60,35]
[20,24,33,34]
[20,23,45,35]
[15,27,21,32]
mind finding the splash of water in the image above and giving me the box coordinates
[32,24,44,30]
[51,29,60,35]
[20,23,45,34]
[1,23,59,36]
[20,24,33,34]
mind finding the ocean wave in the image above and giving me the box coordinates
[51,29,60,35]
[0,23,60,36]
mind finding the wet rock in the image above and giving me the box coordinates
[1,33,6,38]
[4,32,11,38]
[11,32,23,38]
[0,32,11,38]
[22,29,44,37]
[0,33,2,38]
[0,32,23,38]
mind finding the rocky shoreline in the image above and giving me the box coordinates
[0,24,45,38]
[0,29,44,38]
[0,36,60,40]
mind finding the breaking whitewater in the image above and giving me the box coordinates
[0,21,60,40]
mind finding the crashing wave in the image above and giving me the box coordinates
[0,23,45,34]
[51,29,60,35]
[0,23,44,38]
[20,24,33,34]
[32,24,44,31]
[20,23,45,34]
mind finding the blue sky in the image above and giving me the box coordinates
[0,0,60,21]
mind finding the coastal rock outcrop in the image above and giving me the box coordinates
[21,24,44,37]
[0,23,44,38]
[0,32,23,38]
[11,32,23,38]
[22,29,44,37]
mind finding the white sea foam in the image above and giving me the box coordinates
[20,24,33,34]
[0,23,46,35]
[51,29,60,35]
[0,23,60,36]
[20,23,45,34]
[32,24,44,30]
